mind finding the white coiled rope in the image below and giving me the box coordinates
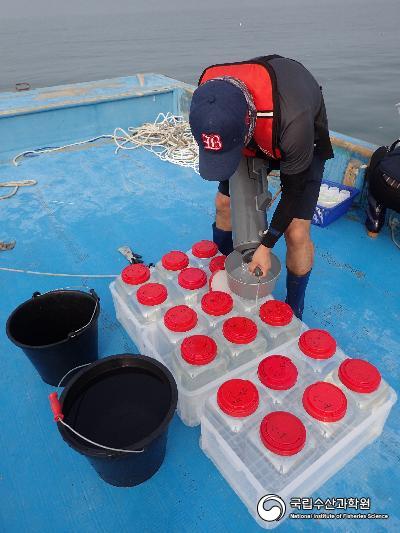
[113,112,199,173]
[13,113,200,174]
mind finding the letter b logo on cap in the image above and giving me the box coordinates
[202,133,223,151]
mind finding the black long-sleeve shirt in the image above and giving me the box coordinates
[261,167,313,248]
[253,58,333,247]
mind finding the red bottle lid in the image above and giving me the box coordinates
[259,300,294,327]
[302,382,347,422]
[178,267,207,290]
[180,335,217,366]
[222,317,258,344]
[201,291,233,316]
[192,240,218,258]
[260,411,306,456]
[164,305,198,332]
[121,264,150,285]
[161,250,189,271]
[209,255,226,273]
[136,283,168,306]
[217,379,259,417]
[298,329,337,360]
[258,355,298,390]
[338,358,381,393]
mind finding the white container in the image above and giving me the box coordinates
[200,336,397,529]
[214,316,268,370]
[325,358,390,411]
[186,239,219,270]
[244,410,317,476]
[203,378,266,435]
[149,304,208,356]
[114,263,153,306]
[288,328,346,374]
[338,189,351,201]
[196,290,236,329]
[207,254,227,275]
[257,300,303,348]
[127,281,170,325]
[155,250,190,281]
[171,334,227,391]
[301,381,359,440]
[172,267,209,306]
[255,354,300,405]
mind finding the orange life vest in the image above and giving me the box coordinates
[199,56,282,159]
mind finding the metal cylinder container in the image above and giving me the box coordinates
[225,250,281,300]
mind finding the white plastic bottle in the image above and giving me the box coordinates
[302,381,350,439]
[327,358,389,411]
[156,250,190,281]
[204,378,262,434]
[208,254,226,275]
[257,355,299,404]
[130,282,169,325]
[187,240,219,270]
[152,304,207,356]
[214,316,268,370]
[245,410,310,476]
[295,329,338,373]
[172,334,227,391]
[114,263,151,305]
[257,300,302,348]
[173,267,208,306]
[197,291,235,328]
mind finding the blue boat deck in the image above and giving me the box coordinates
[0,76,398,533]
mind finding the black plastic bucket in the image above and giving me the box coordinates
[6,289,100,386]
[53,354,178,487]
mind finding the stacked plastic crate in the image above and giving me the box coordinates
[110,240,396,529]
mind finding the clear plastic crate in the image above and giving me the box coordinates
[200,336,397,529]
[111,250,305,426]
[141,312,301,427]
[110,281,156,354]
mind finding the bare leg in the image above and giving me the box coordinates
[284,218,313,319]
[213,192,234,256]
[284,218,313,275]
[215,192,232,230]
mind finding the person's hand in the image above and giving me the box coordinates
[248,244,271,277]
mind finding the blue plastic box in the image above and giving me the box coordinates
[312,180,360,227]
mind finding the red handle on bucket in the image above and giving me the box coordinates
[49,392,64,421]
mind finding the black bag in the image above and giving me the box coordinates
[365,139,400,233]
[366,139,400,185]
[379,140,400,184]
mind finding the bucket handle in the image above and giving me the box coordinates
[57,362,93,387]
[49,392,145,454]
[32,287,100,339]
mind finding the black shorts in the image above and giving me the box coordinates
[218,179,230,197]
[217,154,325,221]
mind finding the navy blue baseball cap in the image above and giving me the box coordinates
[189,79,249,181]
